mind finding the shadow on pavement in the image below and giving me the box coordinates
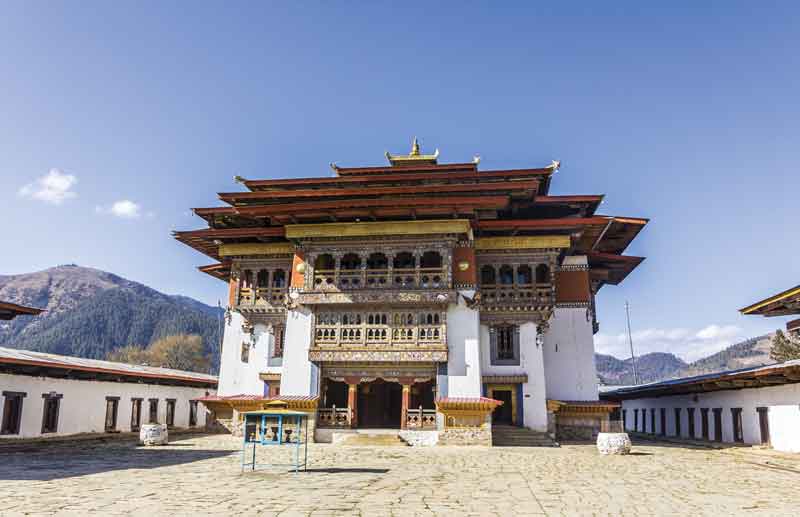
[304,467,389,474]
[0,443,235,481]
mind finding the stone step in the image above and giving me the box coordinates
[492,426,559,447]
[338,433,408,447]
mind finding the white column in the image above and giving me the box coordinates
[445,290,482,397]
[217,311,270,396]
[279,307,318,396]
[520,322,548,431]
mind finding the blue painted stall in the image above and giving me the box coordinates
[241,409,309,473]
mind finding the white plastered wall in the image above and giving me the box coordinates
[217,310,271,396]
[445,291,482,397]
[0,373,210,439]
[279,307,318,396]
[620,382,800,452]
[542,307,598,401]
[479,322,548,431]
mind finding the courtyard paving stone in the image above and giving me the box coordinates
[0,434,798,516]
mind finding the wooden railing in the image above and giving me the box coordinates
[480,283,553,304]
[317,406,351,428]
[312,267,448,291]
[314,311,447,348]
[406,407,437,429]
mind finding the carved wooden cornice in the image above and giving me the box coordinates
[219,242,295,257]
[295,290,456,306]
[285,219,471,239]
[309,348,448,363]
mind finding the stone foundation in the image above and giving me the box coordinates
[399,430,438,447]
[438,426,491,446]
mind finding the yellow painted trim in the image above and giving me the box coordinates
[475,235,570,250]
[219,242,295,257]
[740,285,800,314]
[285,219,471,239]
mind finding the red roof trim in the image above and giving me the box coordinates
[0,356,218,386]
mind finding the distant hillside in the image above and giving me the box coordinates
[0,265,222,372]
[596,352,687,385]
[597,334,775,385]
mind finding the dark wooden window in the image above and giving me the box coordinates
[687,408,696,438]
[700,408,709,439]
[713,408,723,442]
[650,408,656,434]
[41,393,62,434]
[731,408,743,443]
[756,407,770,445]
[166,399,176,428]
[622,409,627,430]
[490,325,520,365]
[149,398,159,424]
[634,409,639,431]
[660,408,666,435]
[1,391,26,435]
[674,408,682,437]
[189,401,198,427]
[273,325,284,358]
[131,398,143,431]
[642,409,647,432]
[105,397,119,432]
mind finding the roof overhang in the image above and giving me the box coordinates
[0,301,44,321]
[740,285,800,317]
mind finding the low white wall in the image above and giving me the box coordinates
[619,382,800,452]
[445,292,482,397]
[768,405,800,453]
[0,373,210,439]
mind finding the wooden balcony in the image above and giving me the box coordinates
[480,283,554,307]
[236,286,287,312]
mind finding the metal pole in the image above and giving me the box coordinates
[625,301,639,385]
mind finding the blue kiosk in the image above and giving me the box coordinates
[241,409,309,473]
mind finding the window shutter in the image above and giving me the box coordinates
[489,328,497,361]
[512,326,520,361]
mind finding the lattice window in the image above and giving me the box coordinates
[490,325,520,365]
[273,325,285,358]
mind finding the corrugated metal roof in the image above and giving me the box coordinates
[0,346,218,384]
[602,359,800,399]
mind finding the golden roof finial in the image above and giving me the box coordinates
[410,136,420,156]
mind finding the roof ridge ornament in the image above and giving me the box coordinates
[385,137,439,166]
[547,160,561,171]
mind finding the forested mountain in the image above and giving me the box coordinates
[0,265,222,372]
[597,334,775,385]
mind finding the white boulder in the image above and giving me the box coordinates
[596,432,631,455]
[140,424,169,446]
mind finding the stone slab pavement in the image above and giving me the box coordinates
[0,434,798,516]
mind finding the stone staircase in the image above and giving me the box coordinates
[491,425,559,447]
[338,432,409,447]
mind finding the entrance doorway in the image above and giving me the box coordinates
[492,390,514,425]
[357,379,402,428]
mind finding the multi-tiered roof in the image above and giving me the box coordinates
[175,139,647,289]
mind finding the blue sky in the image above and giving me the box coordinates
[2,2,798,361]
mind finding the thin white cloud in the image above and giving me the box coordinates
[96,200,143,219]
[18,169,77,204]
[595,324,745,362]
